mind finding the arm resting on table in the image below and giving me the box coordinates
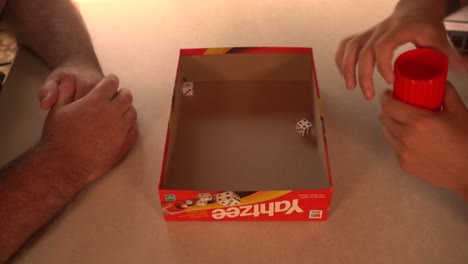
[0,147,84,263]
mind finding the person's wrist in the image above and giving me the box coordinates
[32,144,89,200]
[57,55,103,76]
[395,0,447,20]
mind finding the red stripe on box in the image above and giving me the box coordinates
[180,48,208,56]
[228,47,312,55]
[180,47,312,56]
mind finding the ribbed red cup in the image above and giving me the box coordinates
[393,49,448,111]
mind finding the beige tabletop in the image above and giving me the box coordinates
[0,0,467,263]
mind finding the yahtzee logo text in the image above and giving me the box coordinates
[211,199,304,220]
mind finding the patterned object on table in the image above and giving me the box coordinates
[0,29,17,90]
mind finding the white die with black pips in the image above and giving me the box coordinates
[196,200,208,206]
[195,192,212,207]
[197,193,212,202]
[216,191,241,207]
[296,119,313,136]
[182,81,194,96]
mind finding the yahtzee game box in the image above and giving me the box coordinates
[158,47,333,221]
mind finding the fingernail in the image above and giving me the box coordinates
[360,82,371,99]
[365,90,373,99]
[347,81,355,89]
[107,74,119,82]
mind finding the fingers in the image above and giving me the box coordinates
[38,79,59,110]
[374,29,410,84]
[55,73,76,107]
[112,88,133,113]
[358,36,378,100]
[38,72,77,109]
[73,70,105,101]
[89,74,120,100]
[112,88,136,134]
[337,19,453,101]
[374,41,396,84]
[380,103,406,155]
[335,35,353,75]
[123,106,137,128]
[341,31,374,90]
[358,25,409,99]
[85,73,136,132]
[123,124,138,154]
[127,125,138,141]
[379,112,405,138]
[382,128,404,154]
[443,81,466,112]
[339,27,386,98]
[380,90,427,124]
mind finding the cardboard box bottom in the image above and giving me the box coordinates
[158,48,333,221]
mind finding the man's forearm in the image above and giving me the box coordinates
[3,0,101,71]
[0,147,84,262]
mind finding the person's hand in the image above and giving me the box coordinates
[38,73,138,186]
[379,82,468,199]
[335,0,463,100]
[37,60,104,109]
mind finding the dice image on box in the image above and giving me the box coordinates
[197,193,212,202]
[296,119,313,136]
[165,201,188,212]
[182,82,194,96]
[196,200,208,206]
[216,191,241,207]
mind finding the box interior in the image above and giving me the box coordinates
[161,53,329,191]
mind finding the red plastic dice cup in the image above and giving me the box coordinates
[393,48,448,111]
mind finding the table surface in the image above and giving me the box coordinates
[0,0,467,263]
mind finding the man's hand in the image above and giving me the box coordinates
[37,60,104,109]
[335,0,463,100]
[380,82,468,199]
[38,73,138,186]
[0,74,137,261]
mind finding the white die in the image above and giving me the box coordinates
[296,119,313,136]
[196,200,207,206]
[182,82,194,96]
[198,193,212,202]
[216,191,241,207]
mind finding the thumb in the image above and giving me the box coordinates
[443,81,466,112]
[38,78,59,110]
[54,72,76,108]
